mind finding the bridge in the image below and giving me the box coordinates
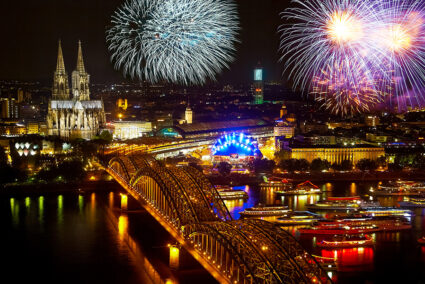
[107,155,331,284]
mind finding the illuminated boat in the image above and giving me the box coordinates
[398,198,425,208]
[239,205,290,217]
[317,235,374,248]
[298,223,380,235]
[418,237,425,245]
[320,215,412,231]
[359,207,413,217]
[306,197,379,211]
[260,176,293,189]
[275,180,321,195]
[218,189,248,200]
[275,211,322,226]
[370,180,425,196]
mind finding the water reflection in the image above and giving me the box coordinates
[38,196,44,224]
[118,214,129,242]
[58,195,63,225]
[78,195,84,212]
[25,197,30,209]
[321,247,374,271]
[10,198,19,226]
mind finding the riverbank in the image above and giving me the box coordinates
[0,180,120,196]
[207,170,425,186]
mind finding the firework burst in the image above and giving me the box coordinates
[312,62,385,116]
[107,0,239,85]
[279,0,425,114]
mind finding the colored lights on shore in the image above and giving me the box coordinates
[212,132,260,156]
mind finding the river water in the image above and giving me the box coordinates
[1,190,215,284]
[3,182,425,284]
[225,181,425,284]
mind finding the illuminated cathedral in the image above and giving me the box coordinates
[47,40,105,139]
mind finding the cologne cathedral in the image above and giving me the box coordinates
[47,40,105,140]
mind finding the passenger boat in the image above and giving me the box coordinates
[317,235,374,248]
[359,207,413,217]
[318,216,412,231]
[218,189,248,200]
[298,223,380,235]
[398,198,425,208]
[239,205,290,217]
[275,211,322,226]
[259,176,293,189]
[306,196,379,211]
[275,180,321,195]
[418,237,425,245]
[371,180,425,196]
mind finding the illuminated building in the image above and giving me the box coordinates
[253,66,264,105]
[212,132,261,165]
[185,105,193,124]
[0,97,19,119]
[0,123,26,136]
[46,40,105,140]
[365,116,380,127]
[156,119,273,139]
[274,119,295,138]
[116,98,128,111]
[288,145,385,165]
[280,104,288,118]
[26,122,40,134]
[113,121,152,140]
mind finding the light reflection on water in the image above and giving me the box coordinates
[225,181,425,282]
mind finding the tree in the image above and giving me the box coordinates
[297,159,310,171]
[376,156,387,168]
[217,162,232,176]
[340,160,353,171]
[412,154,425,170]
[356,159,378,171]
[311,159,330,172]
[250,158,275,173]
[0,146,8,167]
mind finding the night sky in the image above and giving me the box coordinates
[0,0,290,85]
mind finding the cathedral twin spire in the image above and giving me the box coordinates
[52,40,89,101]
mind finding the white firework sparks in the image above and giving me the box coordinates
[107,0,239,85]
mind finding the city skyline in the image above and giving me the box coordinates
[0,0,290,85]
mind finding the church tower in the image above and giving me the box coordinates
[52,40,70,100]
[185,104,193,124]
[72,41,90,101]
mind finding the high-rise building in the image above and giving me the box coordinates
[185,105,193,124]
[253,66,264,105]
[0,96,19,119]
[46,40,105,140]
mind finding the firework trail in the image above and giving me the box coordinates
[279,0,425,114]
[107,0,239,85]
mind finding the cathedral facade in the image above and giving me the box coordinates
[47,40,105,140]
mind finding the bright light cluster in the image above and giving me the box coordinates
[279,0,425,114]
[107,0,239,85]
[212,133,260,156]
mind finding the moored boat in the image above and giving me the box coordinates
[240,205,290,217]
[307,196,379,211]
[218,189,248,200]
[317,235,373,248]
[299,223,380,235]
[275,211,322,225]
[418,237,425,245]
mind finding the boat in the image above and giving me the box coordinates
[318,216,412,231]
[398,198,425,208]
[218,189,248,200]
[298,223,380,235]
[275,211,322,226]
[317,235,374,248]
[306,196,379,211]
[359,207,413,217]
[370,181,425,196]
[239,205,290,217]
[275,180,321,195]
[260,176,293,189]
[418,237,425,245]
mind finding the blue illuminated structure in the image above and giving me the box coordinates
[212,133,261,158]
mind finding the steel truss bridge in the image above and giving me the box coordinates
[107,155,331,284]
